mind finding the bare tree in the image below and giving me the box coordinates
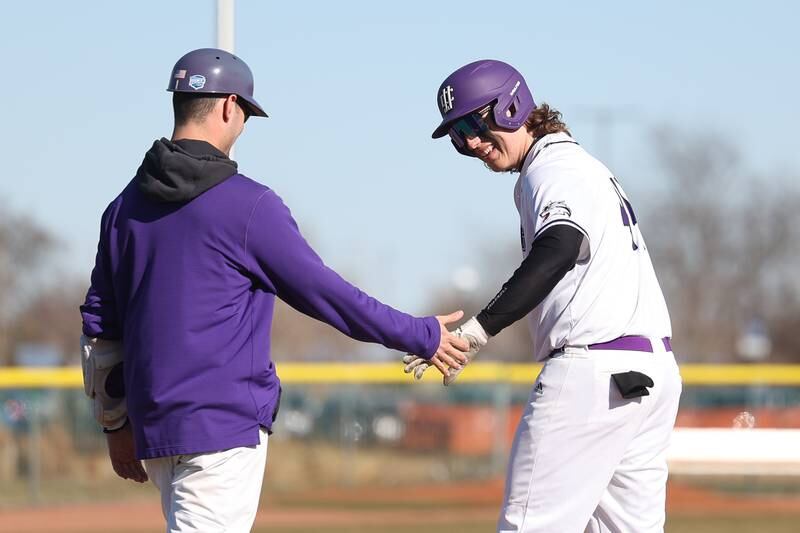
[270,299,381,362]
[420,128,800,364]
[0,202,58,364]
[267,250,399,361]
[9,280,87,365]
[642,128,800,362]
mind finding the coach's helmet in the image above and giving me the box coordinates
[431,60,535,155]
[167,48,268,118]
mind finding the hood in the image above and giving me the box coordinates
[136,138,239,202]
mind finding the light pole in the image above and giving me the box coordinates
[217,0,236,158]
[217,0,235,53]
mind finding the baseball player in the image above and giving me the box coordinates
[403,60,682,532]
[79,48,468,533]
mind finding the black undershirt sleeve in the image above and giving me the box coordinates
[475,224,585,337]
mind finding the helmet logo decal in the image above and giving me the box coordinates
[439,85,455,114]
[189,74,207,90]
[510,80,521,96]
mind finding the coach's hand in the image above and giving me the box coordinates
[432,311,470,374]
[403,316,490,385]
[403,311,469,379]
[443,317,489,386]
[106,421,148,483]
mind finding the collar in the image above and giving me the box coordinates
[135,138,239,203]
[519,132,578,175]
[171,138,231,160]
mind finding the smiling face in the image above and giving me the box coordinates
[449,105,534,172]
[466,124,534,172]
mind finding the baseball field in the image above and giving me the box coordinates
[2,477,799,532]
[2,373,799,532]
[2,437,799,533]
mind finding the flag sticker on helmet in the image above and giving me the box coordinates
[174,69,187,79]
[189,74,206,90]
[439,85,455,114]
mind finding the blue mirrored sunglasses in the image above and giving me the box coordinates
[448,105,493,149]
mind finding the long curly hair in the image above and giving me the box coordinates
[524,103,570,140]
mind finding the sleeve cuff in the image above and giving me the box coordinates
[421,316,441,359]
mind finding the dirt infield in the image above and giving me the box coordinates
[2,479,799,532]
[0,501,498,532]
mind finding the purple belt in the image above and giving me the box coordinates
[587,335,672,353]
[550,336,672,357]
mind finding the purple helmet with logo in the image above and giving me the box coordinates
[167,48,268,118]
[431,60,535,140]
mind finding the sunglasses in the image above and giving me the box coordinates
[237,101,252,123]
[448,105,493,149]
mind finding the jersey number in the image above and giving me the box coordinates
[610,177,640,251]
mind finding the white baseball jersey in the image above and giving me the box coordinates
[514,132,672,361]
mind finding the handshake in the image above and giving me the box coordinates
[402,312,490,386]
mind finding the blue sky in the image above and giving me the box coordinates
[1,0,797,314]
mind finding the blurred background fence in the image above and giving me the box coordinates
[2,363,799,509]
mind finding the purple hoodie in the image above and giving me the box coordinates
[80,139,440,459]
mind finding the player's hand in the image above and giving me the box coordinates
[443,317,489,386]
[106,421,148,483]
[402,311,469,380]
[402,352,457,380]
[403,316,490,385]
[431,310,470,375]
[402,353,431,380]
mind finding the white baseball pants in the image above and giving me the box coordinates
[144,428,269,533]
[498,344,682,533]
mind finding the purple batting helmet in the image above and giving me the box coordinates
[167,48,268,118]
[431,60,535,143]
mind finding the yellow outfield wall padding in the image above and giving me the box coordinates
[2,364,800,388]
[0,367,84,389]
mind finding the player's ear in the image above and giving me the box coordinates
[221,95,237,123]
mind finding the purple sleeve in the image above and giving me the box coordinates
[244,190,440,358]
[80,206,122,340]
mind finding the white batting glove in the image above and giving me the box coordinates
[402,353,431,380]
[401,317,490,384]
[443,317,489,386]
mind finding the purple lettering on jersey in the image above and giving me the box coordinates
[610,177,639,251]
